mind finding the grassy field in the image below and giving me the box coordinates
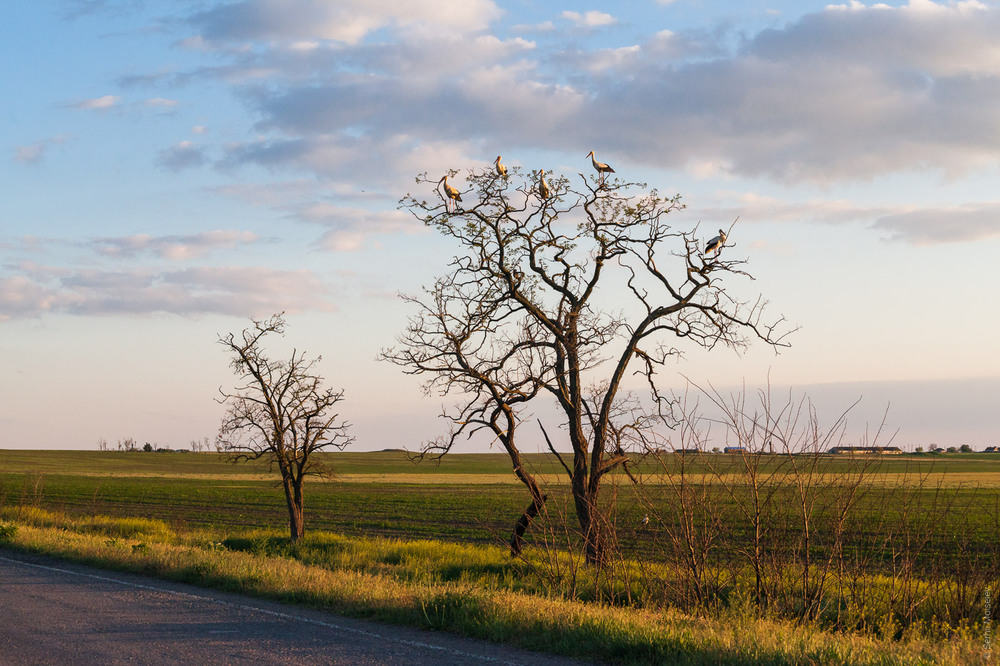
[2,449,998,550]
[1,449,997,664]
[0,450,537,543]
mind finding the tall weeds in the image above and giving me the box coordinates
[510,385,998,645]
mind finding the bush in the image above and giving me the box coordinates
[0,523,18,541]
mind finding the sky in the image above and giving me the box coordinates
[2,0,999,453]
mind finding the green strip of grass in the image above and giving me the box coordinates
[0,508,985,666]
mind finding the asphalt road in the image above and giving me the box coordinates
[0,551,586,665]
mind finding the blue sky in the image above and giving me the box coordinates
[2,0,999,452]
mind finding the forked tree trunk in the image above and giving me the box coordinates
[510,493,547,556]
[505,431,548,557]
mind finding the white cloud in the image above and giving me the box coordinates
[297,206,423,251]
[144,97,178,108]
[580,45,641,73]
[0,263,334,320]
[73,94,120,110]
[872,203,1000,244]
[0,275,57,320]
[157,0,1000,195]
[583,1,1000,182]
[13,136,70,164]
[14,143,46,164]
[561,10,617,28]
[512,21,555,33]
[696,191,886,228]
[92,230,260,260]
[190,0,502,45]
[221,133,482,190]
[697,190,1000,245]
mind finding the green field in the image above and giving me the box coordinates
[1,449,997,665]
[2,449,998,548]
[0,450,554,543]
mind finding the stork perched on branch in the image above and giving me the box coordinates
[706,229,727,255]
[438,175,462,213]
[537,172,551,199]
[587,150,615,185]
[494,155,507,178]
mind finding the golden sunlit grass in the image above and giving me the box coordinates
[0,508,991,665]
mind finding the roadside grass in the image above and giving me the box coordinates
[1,505,175,542]
[0,509,985,665]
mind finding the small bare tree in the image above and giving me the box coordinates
[385,165,791,563]
[217,313,353,543]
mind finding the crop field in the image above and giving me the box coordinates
[2,449,998,665]
[2,449,999,535]
[2,449,999,564]
[0,450,548,543]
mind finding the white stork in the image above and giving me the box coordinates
[538,172,551,199]
[587,150,615,185]
[438,175,462,213]
[494,155,507,178]
[706,229,727,255]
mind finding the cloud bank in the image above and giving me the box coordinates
[169,0,1000,188]
[0,263,334,320]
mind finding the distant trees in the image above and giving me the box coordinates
[386,164,790,563]
[189,437,210,453]
[217,314,353,543]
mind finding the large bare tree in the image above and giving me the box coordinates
[217,314,352,543]
[384,165,791,563]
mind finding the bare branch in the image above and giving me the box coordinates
[217,313,353,542]
[386,165,793,564]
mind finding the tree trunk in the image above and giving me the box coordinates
[572,484,605,565]
[510,493,547,556]
[581,508,605,565]
[283,477,305,544]
[505,425,547,557]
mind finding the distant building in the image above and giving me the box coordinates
[672,448,700,455]
[985,446,1000,453]
[723,447,747,454]
[828,446,903,455]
